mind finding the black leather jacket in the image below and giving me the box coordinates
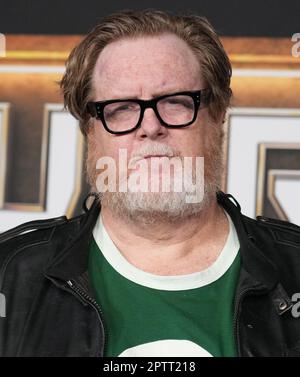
[0,192,300,357]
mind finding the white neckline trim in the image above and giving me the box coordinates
[92,212,240,291]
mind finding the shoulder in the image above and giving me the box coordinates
[0,194,100,274]
[0,215,81,268]
[243,215,300,249]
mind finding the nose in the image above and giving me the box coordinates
[136,108,168,140]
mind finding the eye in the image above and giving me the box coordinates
[104,102,139,119]
[160,96,194,111]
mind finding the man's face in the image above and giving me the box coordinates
[87,33,223,220]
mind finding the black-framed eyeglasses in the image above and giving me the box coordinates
[87,88,212,135]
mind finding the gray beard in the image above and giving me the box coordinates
[89,135,223,224]
[99,182,215,225]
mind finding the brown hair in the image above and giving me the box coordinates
[60,9,232,136]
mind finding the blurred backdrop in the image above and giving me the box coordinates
[0,0,300,231]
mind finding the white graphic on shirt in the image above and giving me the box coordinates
[118,339,213,357]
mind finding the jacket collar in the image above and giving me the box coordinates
[45,193,101,281]
[45,191,279,291]
[216,192,278,291]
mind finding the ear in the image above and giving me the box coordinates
[209,111,226,127]
[218,110,226,123]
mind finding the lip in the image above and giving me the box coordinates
[128,154,174,168]
[143,154,169,159]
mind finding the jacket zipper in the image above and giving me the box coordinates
[67,280,107,357]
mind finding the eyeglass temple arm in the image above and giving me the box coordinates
[86,102,97,118]
[200,89,213,107]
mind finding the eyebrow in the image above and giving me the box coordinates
[150,86,201,98]
[149,88,188,98]
[96,88,195,102]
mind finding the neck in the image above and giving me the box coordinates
[100,196,229,275]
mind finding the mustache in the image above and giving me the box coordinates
[128,143,180,166]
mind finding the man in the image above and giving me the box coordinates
[0,10,300,357]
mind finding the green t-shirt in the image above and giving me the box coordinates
[89,213,240,357]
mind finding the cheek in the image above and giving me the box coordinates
[188,114,214,155]
[88,125,135,167]
[173,128,205,157]
[88,124,115,159]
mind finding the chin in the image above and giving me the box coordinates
[100,188,213,224]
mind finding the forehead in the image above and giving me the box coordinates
[92,34,203,99]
